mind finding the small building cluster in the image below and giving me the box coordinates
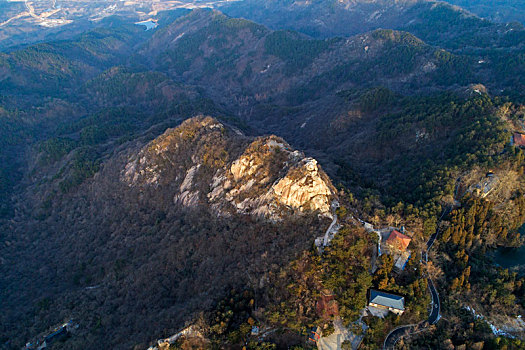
[364,224,413,272]
[362,224,410,319]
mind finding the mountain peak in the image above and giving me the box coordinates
[122,116,337,220]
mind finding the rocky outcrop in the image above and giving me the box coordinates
[122,116,225,187]
[174,165,201,207]
[273,158,334,213]
[122,116,337,219]
[209,135,337,219]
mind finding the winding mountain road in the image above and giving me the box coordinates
[383,205,451,349]
[427,278,440,325]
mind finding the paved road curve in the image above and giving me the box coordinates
[383,277,439,350]
[383,324,416,349]
[428,277,440,325]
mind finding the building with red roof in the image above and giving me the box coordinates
[385,230,411,252]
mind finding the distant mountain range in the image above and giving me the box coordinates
[444,0,525,24]
[1,0,524,50]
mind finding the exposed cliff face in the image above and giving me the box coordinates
[272,158,334,212]
[122,116,337,219]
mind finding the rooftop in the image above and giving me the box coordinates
[385,230,411,251]
[369,289,405,311]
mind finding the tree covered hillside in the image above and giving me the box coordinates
[0,6,524,350]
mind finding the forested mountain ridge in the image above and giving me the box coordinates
[0,4,525,350]
[140,9,503,95]
[0,20,151,97]
[133,9,524,136]
[1,116,337,349]
[220,0,525,49]
[121,116,337,219]
[2,7,522,221]
[219,0,525,93]
[443,0,525,24]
